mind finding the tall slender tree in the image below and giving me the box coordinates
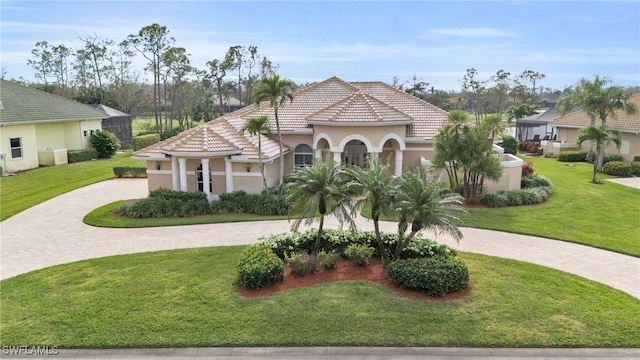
[241,115,272,190]
[577,125,622,184]
[252,73,296,188]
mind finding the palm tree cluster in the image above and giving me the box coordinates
[285,155,465,270]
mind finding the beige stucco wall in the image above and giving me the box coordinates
[0,124,39,173]
[556,127,640,162]
[312,124,406,153]
[280,133,314,172]
[403,142,435,173]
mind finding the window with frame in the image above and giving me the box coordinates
[196,164,213,192]
[10,138,22,159]
[294,144,313,168]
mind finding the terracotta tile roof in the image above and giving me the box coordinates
[134,76,449,158]
[552,93,640,132]
[307,91,412,123]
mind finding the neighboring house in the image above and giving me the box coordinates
[91,104,133,149]
[550,93,640,162]
[134,76,522,200]
[0,80,106,173]
[516,107,561,142]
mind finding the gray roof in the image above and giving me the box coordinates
[92,104,130,118]
[0,79,106,125]
[518,107,563,125]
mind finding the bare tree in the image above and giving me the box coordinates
[27,41,53,87]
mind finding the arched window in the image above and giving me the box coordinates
[196,164,212,192]
[294,144,313,168]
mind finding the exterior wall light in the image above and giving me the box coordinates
[245,163,251,172]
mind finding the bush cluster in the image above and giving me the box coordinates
[133,134,161,151]
[317,250,337,269]
[113,167,147,178]
[521,162,535,177]
[480,186,552,207]
[601,161,636,177]
[211,191,290,215]
[258,229,456,260]
[520,174,552,189]
[344,244,375,266]
[286,252,313,275]
[558,151,587,162]
[90,130,120,158]
[238,244,284,289]
[67,149,98,163]
[518,141,539,153]
[386,257,469,296]
[498,135,518,155]
[634,156,640,162]
[603,154,625,164]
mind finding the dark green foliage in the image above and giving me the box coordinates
[521,175,552,189]
[387,257,469,296]
[117,189,209,218]
[603,154,625,164]
[149,188,207,202]
[210,190,289,215]
[67,149,98,163]
[132,134,161,151]
[317,250,337,269]
[238,244,284,289]
[90,130,120,158]
[633,156,640,162]
[113,167,147,178]
[480,187,552,207]
[344,244,375,266]
[259,229,456,261]
[499,135,518,155]
[558,151,588,162]
[633,162,640,176]
[286,252,312,275]
[601,161,633,177]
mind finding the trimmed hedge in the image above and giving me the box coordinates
[603,154,625,164]
[90,130,120,158]
[149,188,207,202]
[558,151,587,162]
[499,135,518,155]
[386,257,469,296]
[601,161,633,177]
[133,134,161,151]
[211,190,290,215]
[634,156,640,162]
[521,175,552,189]
[238,244,284,289]
[480,186,552,208]
[113,166,147,178]
[633,162,640,176]
[67,149,98,163]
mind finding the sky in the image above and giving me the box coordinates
[2,0,639,91]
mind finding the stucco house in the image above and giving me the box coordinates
[134,76,522,200]
[549,93,640,162]
[0,80,106,173]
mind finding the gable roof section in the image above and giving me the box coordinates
[306,91,412,124]
[518,107,562,125]
[551,93,640,133]
[0,80,106,124]
[91,104,130,118]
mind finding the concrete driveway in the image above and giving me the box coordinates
[1,178,639,299]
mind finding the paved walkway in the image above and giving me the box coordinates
[1,179,639,299]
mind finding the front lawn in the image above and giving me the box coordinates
[1,247,638,348]
[0,150,143,221]
[463,157,640,256]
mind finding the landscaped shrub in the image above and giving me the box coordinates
[632,162,640,176]
[133,134,161,151]
[286,251,313,275]
[521,175,552,189]
[238,244,284,289]
[498,135,518,155]
[113,166,147,178]
[149,188,207,202]
[634,156,640,162]
[249,191,290,215]
[601,161,633,177]
[117,189,210,218]
[90,130,120,158]
[521,162,535,176]
[518,141,539,153]
[386,257,469,296]
[558,151,587,162]
[344,244,375,266]
[480,186,552,207]
[603,154,625,164]
[67,149,98,163]
[317,250,337,269]
[401,238,457,259]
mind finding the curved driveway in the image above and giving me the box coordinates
[1,178,639,299]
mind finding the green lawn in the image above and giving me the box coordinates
[84,201,288,228]
[1,247,638,348]
[463,157,640,256]
[0,150,144,221]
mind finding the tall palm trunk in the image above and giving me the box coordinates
[372,209,389,265]
[309,214,325,273]
[275,107,284,190]
[258,136,267,190]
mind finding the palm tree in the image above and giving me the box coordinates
[343,154,397,264]
[393,167,465,260]
[432,110,470,191]
[557,75,638,161]
[578,125,622,184]
[286,160,356,270]
[481,113,505,151]
[252,73,296,188]
[240,115,271,191]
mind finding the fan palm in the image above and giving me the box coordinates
[252,74,296,188]
[240,115,272,190]
[578,125,622,184]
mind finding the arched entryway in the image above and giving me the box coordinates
[342,140,369,169]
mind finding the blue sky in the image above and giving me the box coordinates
[2,0,639,91]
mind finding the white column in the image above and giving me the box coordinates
[171,156,180,191]
[224,157,234,193]
[395,149,403,177]
[332,151,341,164]
[178,158,188,192]
[201,158,211,201]
[314,148,322,160]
